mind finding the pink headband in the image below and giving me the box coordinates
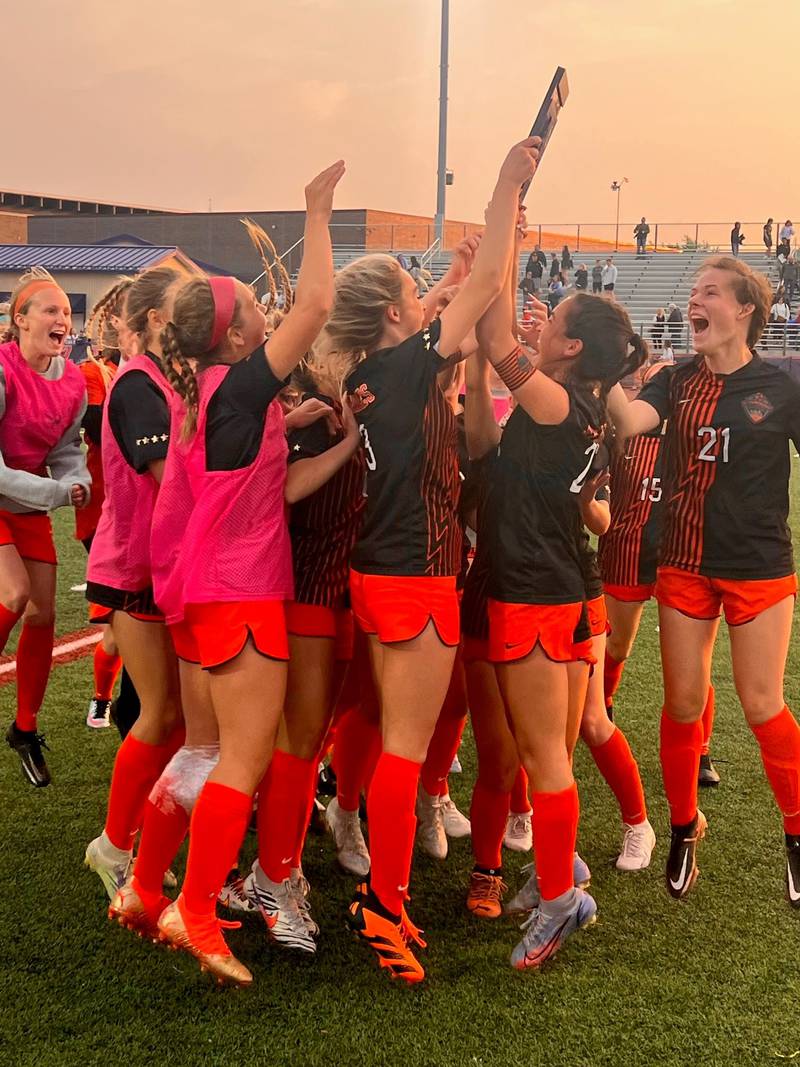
[207,276,236,350]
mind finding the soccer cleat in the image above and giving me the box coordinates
[6,722,51,787]
[440,793,471,838]
[290,867,320,937]
[504,811,533,852]
[415,785,448,859]
[466,870,508,919]
[666,810,707,899]
[86,698,112,729]
[247,862,317,954]
[162,868,178,891]
[510,889,597,971]
[84,834,133,900]
[615,819,656,872]
[326,797,371,877]
[449,754,463,774]
[698,754,721,788]
[785,835,800,909]
[505,854,591,915]
[157,896,252,987]
[218,868,257,913]
[317,761,337,797]
[108,877,170,942]
[347,883,424,983]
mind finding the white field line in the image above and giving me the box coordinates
[0,630,101,677]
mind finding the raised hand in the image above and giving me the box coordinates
[304,160,346,219]
[449,234,482,285]
[499,137,541,188]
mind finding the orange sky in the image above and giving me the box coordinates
[7,0,798,240]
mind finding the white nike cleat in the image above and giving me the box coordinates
[84,834,132,901]
[616,819,656,872]
[290,867,320,936]
[504,811,533,852]
[440,792,471,838]
[246,861,317,953]
[416,785,448,859]
[326,797,370,877]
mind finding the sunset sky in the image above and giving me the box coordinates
[7,0,797,237]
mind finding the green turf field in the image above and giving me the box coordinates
[3,493,800,1067]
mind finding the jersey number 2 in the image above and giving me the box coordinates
[697,426,730,463]
[569,443,600,494]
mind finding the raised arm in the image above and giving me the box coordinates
[420,235,480,323]
[264,161,345,381]
[606,383,661,440]
[464,348,501,460]
[284,402,361,504]
[436,139,539,357]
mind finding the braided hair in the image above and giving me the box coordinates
[87,276,134,357]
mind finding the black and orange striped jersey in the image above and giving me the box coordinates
[346,318,462,577]
[287,392,366,608]
[638,355,800,579]
[578,485,610,600]
[460,450,494,641]
[484,397,608,604]
[598,428,665,587]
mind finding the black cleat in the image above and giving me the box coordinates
[666,810,707,899]
[86,697,112,729]
[317,762,337,797]
[6,722,51,787]
[698,754,720,788]
[786,835,800,909]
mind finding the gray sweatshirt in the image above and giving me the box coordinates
[0,357,90,514]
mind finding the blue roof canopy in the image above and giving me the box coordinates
[0,244,178,272]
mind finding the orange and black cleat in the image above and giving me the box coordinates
[109,877,170,943]
[466,869,508,919]
[348,884,424,984]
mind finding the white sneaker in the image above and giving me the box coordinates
[247,861,316,953]
[441,793,471,838]
[416,785,448,859]
[503,811,533,852]
[326,797,370,877]
[505,862,540,915]
[290,867,320,937]
[219,868,258,913]
[615,819,656,872]
[84,834,132,901]
[449,755,463,774]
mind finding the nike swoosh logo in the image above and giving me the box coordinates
[397,884,409,893]
[678,399,692,404]
[669,850,690,891]
[281,857,294,866]
[505,641,526,650]
[788,864,800,902]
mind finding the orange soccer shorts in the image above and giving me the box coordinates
[586,594,608,638]
[603,582,656,604]
[184,600,289,669]
[168,619,201,664]
[655,567,798,626]
[285,601,356,662]
[349,570,460,647]
[0,510,56,565]
[487,599,595,666]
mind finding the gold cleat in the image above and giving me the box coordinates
[157,897,253,988]
[108,878,170,943]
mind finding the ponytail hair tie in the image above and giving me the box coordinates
[207,276,237,350]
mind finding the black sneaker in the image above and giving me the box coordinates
[6,722,51,787]
[317,762,337,797]
[666,810,707,899]
[85,697,112,729]
[786,835,800,909]
[698,753,720,788]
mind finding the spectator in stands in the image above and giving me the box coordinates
[519,270,538,302]
[730,222,745,257]
[549,252,560,280]
[763,218,774,258]
[633,217,650,256]
[395,251,410,271]
[601,256,618,297]
[667,302,683,345]
[782,255,798,307]
[525,245,547,276]
[409,256,433,294]
[70,328,91,364]
[779,220,795,251]
[651,307,666,349]
[769,289,790,343]
[659,336,676,364]
[547,275,566,309]
[560,244,573,281]
[591,259,603,294]
[574,263,589,291]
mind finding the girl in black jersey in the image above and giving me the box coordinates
[609,256,800,907]
[477,264,645,970]
[327,138,541,984]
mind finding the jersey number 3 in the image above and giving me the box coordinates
[697,426,730,463]
[360,425,377,471]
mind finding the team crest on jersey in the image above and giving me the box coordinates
[741,392,773,424]
[350,383,376,413]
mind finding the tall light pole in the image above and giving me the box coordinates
[610,177,628,251]
[434,0,449,248]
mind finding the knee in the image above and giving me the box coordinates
[102,632,118,657]
[580,710,612,748]
[22,604,54,628]
[3,584,30,616]
[738,680,785,725]
[664,682,706,723]
[607,634,632,662]
[478,752,518,794]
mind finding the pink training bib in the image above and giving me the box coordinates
[170,363,293,612]
[88,355,176,593]
[0,340,86,475]
[150,400,193,624]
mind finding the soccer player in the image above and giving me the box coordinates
[327,138,540,984]
[608,256,800,904]
[1,269,90,786]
